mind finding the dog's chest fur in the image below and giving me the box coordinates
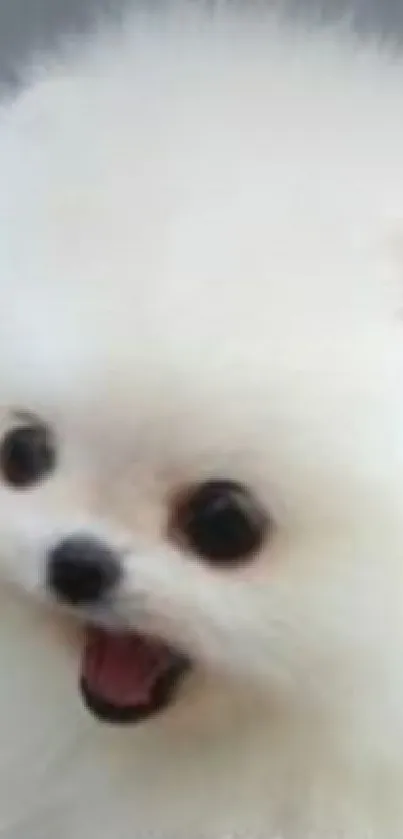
[1,717,402,839]
[0,606,401,839]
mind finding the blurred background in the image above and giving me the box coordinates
[0,0,402,86]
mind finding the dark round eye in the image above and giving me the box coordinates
[0,422,56,488]
[172,480,269,566]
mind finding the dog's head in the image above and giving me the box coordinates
[1,12,403,727]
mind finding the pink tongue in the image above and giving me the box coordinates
[82,627,174,708]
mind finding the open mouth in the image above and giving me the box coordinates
[80,626,190,724]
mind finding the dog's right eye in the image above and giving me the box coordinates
[0,422,56,489]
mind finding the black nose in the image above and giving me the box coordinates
[47,535,121,605]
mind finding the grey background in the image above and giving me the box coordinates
[0,0,402,84]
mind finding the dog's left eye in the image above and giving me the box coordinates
[0,421,56,489]
[171,480,269,567]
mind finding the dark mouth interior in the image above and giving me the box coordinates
[80,657,189,724]
[80,626,190,724]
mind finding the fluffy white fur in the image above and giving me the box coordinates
[1,3,403,836]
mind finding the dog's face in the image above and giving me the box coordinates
[0,312,402,726]
[1,18,403,726]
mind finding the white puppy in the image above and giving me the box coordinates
[0,3,403,837]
